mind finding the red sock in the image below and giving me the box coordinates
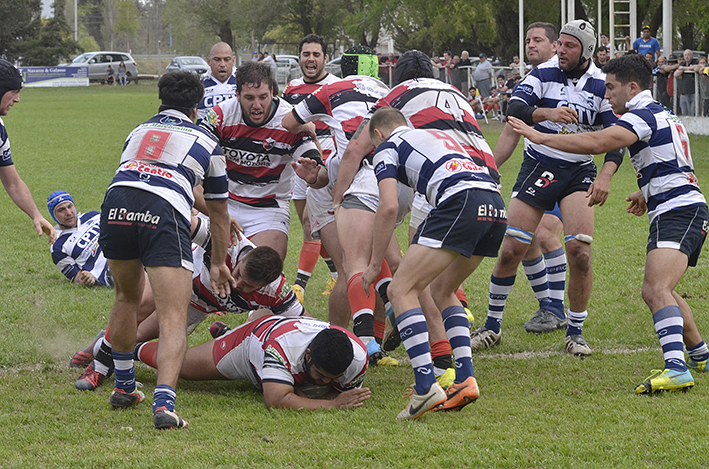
[295,241,321,287]
[430,339,453,359]
[136,341,159,369]
[456,288,468,308]
[104,327,111,344]
[319,244,330,259]
[373,320,385,340]
[347,273,375,337]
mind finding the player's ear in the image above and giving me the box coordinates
[305,349,311,362]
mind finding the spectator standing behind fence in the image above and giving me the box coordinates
[474,53,493,98]
[653,56,672,108]
[697,56,709,116]
[625,25,661,62]
[449,55,463,91]
[593,46,608,69]
[432,55,445,81]
[600,33,611,55]
[675,49,698,115]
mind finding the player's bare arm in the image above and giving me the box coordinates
[204,199,236,296]
[331,118,374,206]
[0,165,57,243]
[262,381,371,410]
[361,178,398,293]
[493,123,522,168]
[586,161,619,207]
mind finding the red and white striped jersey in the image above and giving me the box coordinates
[200,97,320,208]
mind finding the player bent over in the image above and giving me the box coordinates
[99,72,234,429]
[362,108,506,419]
[135,314,371,410]
[508,53,708,394]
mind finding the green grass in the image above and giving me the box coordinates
[2,84,709,468]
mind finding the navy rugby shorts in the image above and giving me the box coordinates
[647,204,708,267]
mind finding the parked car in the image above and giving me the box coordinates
[324,57,342,78]
[60,51,139,83]
[165,56,209,75]
[275,54,301,84]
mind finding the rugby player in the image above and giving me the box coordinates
[364,107,506,419]
[135,314,371,411]
[197,42,237,121]
[508,52,709,394]
[0,59,56,243]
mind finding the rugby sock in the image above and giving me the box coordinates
[134,341,158,369]
[320,244,338,279]
[295,241,321,288]
[431,340,453,375]
[653,305,687,371]
[566,309,587,336]
[347,272,375,339]
[94,339,114,376]
[687,341,709,362]
[522,254,551,310]
[485,275,516,333]
[441,306,475,382]
[544,247,567,319]
[153,384,177,414]
[456,288,468,308]
[373,319,385,342]
[112,351,137,393]
[396,308,436,395]
[375,260,393,312]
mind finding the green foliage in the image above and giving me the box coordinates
[0,0,43,62]
[2,84,709,467]
[21,17,82,66]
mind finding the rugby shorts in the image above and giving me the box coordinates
[228,200,290,237]
[648,204,708,267]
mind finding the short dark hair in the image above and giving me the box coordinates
[299,34,328,56]
[309,328,354,376]
[235,61,277,94]
[595,46,607,54]
[158,71,204,115]
[242,246,283,286]
[601,53,653,90]
[368,107,408,141]
[527,22,558,44]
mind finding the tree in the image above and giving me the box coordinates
[114,0,139,51]
[0,0,43,62]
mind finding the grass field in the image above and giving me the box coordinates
[1,84,709,468]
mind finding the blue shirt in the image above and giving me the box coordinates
[633,37,661,58]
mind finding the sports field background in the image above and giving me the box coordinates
[1,83,708,468]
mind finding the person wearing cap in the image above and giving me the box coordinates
[0,59,56,244]
[197,42,237,121]
[47,191,111,287]
[281,34,341,303]
[282,44,401,368]
[626,25,661,62]
[472,19,623,357]
[330,49,499,414]
[508,52,709,395]
[99,71,234,429]
[473,52,494,98]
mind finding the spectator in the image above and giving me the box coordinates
[626,25,661,61]
[431,55,445,81]
[467,85,484,117]
[508,54,526,72]
[697,55,709,116]
[653,55,676,108]
[104,65,115,85]
[645,51,655,68]
[473,53,494,99]
[674,49,697,115]
[449,55,463,91]
[117,61,127,86]
[458,51,472,93]
[252,51,259,61]
[600,33,611,54]
[262,51,277,76]
[593,46,608,68]
[441,51,452,83]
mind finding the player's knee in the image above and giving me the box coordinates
[565,240,592,273]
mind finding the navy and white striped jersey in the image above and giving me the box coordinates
[1,118,14,167]
[51,211,112,286]
[510,56,618,166]
[197,74,237,121]
[615,90,706,222]
[373,127,499,207]
[109,109,228,223]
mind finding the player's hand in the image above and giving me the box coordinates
[547,106,578,124]
[586,172,612,206]
[36,217,57,244]
[507,116,544,143]
[299,122,318,139]
[626,191,647,216]
[361,263,380,296]
[291,158,319,185]
[229,217,243,242]
[210,262,235,297]
[331,387,372,409]
[77,270,97,286]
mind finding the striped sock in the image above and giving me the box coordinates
[485,275,516,332]
[153,384,177,413]
[653,305,687,371]
[94,339,113,376]
[544,247,567,319]
[566,309,587,336]
[441,306,475,382]
[113,350,136,393]
[522,255,551,309]
[396,308,435,395]
[687,341,709,362]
